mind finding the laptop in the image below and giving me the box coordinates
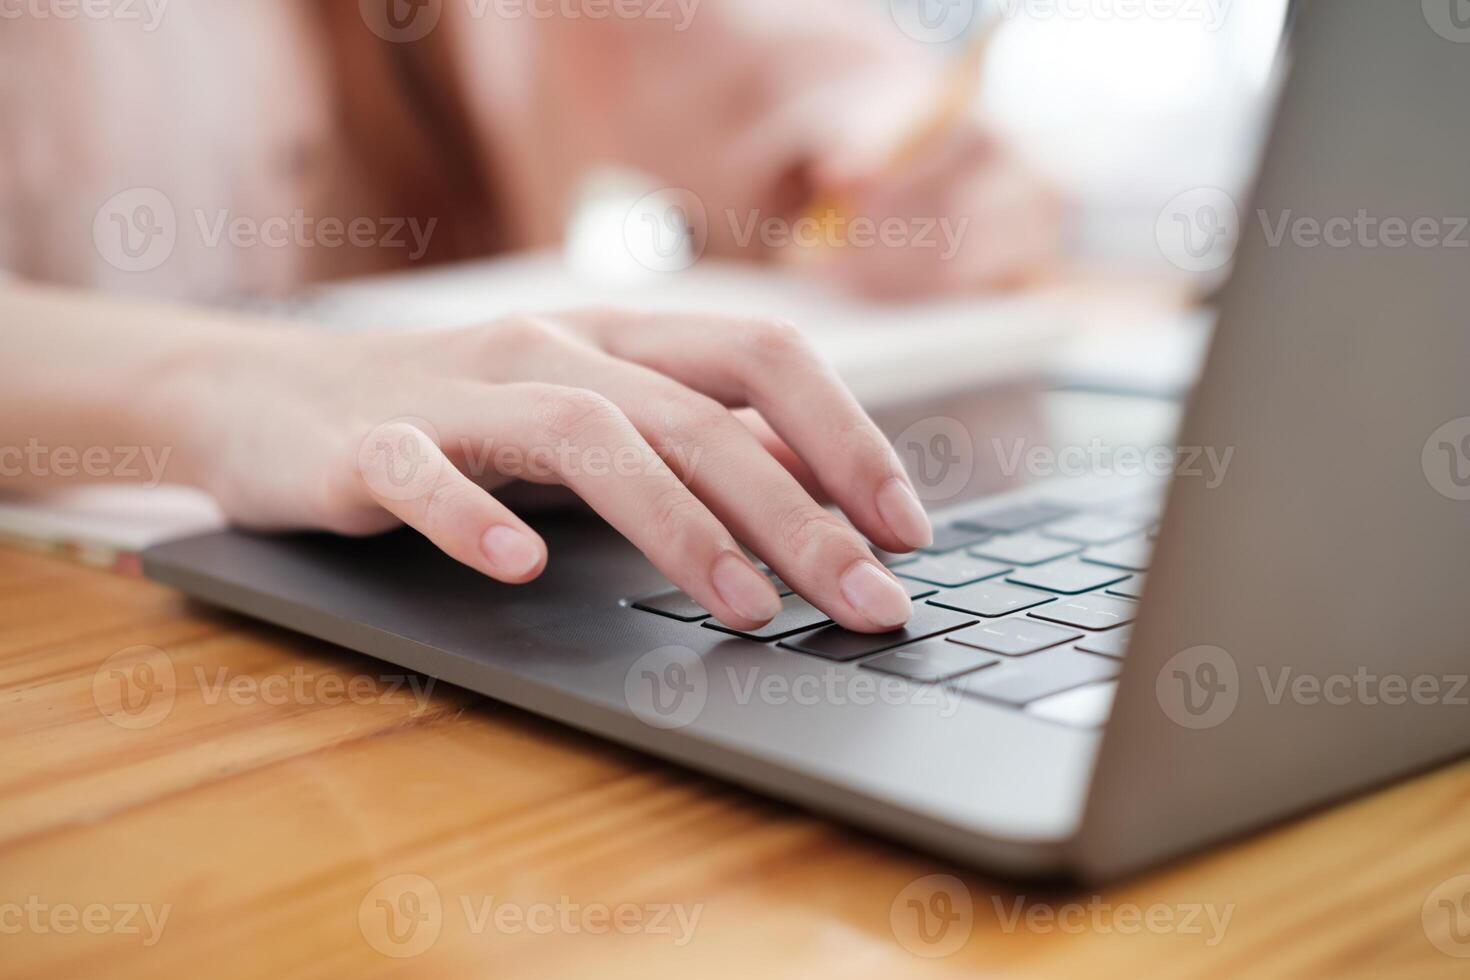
[142,0,1470,880]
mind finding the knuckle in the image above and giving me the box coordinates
[652,390,731,447]
[488,315,562,355]
[534,386,626,448]
[744,317,812,367]
[646,484,710,552]
[417,474,476,529]
[775,506,852,560]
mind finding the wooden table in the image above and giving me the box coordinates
[3,544,1468,979]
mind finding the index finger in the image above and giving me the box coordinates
[567,311,934,556]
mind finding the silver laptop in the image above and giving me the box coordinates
[142,0,1470,880]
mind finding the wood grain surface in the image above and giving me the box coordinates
[2,546,1468,979]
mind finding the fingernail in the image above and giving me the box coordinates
[712,553,782,623]
[840,560,912,630]
[480,525,542,578]
[876,477,933,550]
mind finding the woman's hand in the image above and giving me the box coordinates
[174,310,934,634]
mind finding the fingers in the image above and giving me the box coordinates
[356,420,548,584]
[479,342,914,633]
[569,311,934,556]
[427,382,784,632]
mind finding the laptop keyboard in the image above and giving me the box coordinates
[627,495,1157,728]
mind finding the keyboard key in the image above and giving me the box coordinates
[1026,682,1119,727]
[927,581,1056,618]
[632,588,708,622]
[920,523,992,554]
[955,501,1072,534]
[951,647,1121,706]
[1074,630,1131,659]
[872,549,918,568]
[897,553,1012,588]
[704,593,831,640]
[1039,514,1151,545]
[901,579,939,600]
[778,605,978,662]
[1028,595,1139,631]
[946,618,1082,656]
[969,533,1081,566]
[1080,536,1151,571]
[1007,559,1129,595]
[1106,575,1147,600]
[861,639,1001,683]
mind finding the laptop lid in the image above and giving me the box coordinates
[1075,0,1470,879]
